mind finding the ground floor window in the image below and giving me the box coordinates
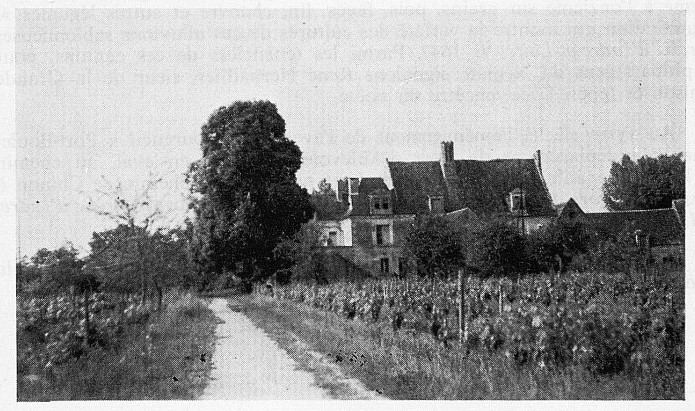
[398,258,408,275]
[380,257,390,274]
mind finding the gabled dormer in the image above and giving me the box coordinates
[509,188,526,213]
[369,189,392,215]
[557,197,584,220]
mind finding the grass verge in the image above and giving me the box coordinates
[18,292,217,401]
[237,293,661,400]
[229,296,384,400]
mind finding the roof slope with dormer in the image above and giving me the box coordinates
[387,158,555,217]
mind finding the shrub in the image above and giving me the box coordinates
[403,214,466,280]
[574,224,645,275]
[470,220,526,278]
[526,219,589,273]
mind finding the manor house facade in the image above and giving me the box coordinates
[316,141,556,276]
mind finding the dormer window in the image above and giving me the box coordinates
[429,196,444,214]
[369,194,391,215]
[510,188,526,212]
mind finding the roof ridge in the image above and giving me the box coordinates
[388,158,534,164]
[589,208,675,214]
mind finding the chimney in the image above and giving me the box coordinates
[533,150,542,174]
[439,141,460,209]
[348,178,360,195]
[348,177,360,206]
[440,141,454,164]
[337,178,349,204]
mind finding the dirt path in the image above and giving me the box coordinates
[199,298,334,400]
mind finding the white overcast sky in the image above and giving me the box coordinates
[15,9,686,256]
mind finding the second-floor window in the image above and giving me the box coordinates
[370,195,391,214]
[375,224,391,245]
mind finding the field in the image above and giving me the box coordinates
[251,268,684,400]
[17,291,217,401]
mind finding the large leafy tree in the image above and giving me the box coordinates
[602,153,685,211]
[187,101,313,285]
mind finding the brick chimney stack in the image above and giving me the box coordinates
[439,141,460,210]
[440,141,454,164]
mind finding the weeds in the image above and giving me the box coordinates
[17,291,216,401]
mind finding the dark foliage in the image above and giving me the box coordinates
[526,219,590,273]
[602,153,685,211]
[403,214,466,280]
[470,220,526,278]
[309,179,348,220]
[186,101,313,287]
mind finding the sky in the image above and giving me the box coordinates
[15,9,686,257]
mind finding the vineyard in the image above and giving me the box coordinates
[17,293,152,375]
[256,269,684,394]
[17,290,215,400]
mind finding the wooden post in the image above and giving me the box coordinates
[457,269,463,344]
[498,280,503,314]
[457,269,468,345]
[432,275,437,313]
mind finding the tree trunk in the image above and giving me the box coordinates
[71,286,78,327]
[130,221,148,306]
[154,280,163,312]
[83,291,91,347]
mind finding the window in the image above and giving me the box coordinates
[375,224,391,245]
[327,231,337,246]
[380,257,390,274]
[370,195,391,214]
[509,189,526,212]
[429,196,444,214]
[398,258,408,275]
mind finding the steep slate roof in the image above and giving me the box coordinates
[388,158,554,217]
[348,177,390,216]
[583,208,684,246]
[387,161,448,215]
